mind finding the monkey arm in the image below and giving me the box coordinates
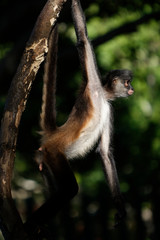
[98,129,126,226]
[71,0,88,42]
[72,0,102,88]
[40,25,58,132]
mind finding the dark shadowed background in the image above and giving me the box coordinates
[0,0,160,239]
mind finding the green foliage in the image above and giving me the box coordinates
[0,43,12,60]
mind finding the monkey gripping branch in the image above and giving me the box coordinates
[0,0,67,239]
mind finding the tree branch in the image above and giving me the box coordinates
[0,0,67,239]
[92,11,160,47]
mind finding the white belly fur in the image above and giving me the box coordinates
[65,98,110,160]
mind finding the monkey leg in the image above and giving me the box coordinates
[41,149,79,200]
[26,150,79,234]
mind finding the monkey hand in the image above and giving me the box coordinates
[113,194,126,228]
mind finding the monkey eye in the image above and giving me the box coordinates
[127,80,130,84]
[125,79,130,87]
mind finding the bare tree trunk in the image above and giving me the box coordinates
[0,0,67,239]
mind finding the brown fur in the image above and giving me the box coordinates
[41,87,94,155]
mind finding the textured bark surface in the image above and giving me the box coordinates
[0,0,67,239]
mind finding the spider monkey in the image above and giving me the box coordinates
[35,0,134,225]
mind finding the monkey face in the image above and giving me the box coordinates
[104,69,134,99]
[113,77,134,98]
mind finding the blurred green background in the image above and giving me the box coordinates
[0,0,160,239]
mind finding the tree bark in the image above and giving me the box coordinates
[0,0,67,239]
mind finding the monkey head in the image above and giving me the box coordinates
[104,69,134,99]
